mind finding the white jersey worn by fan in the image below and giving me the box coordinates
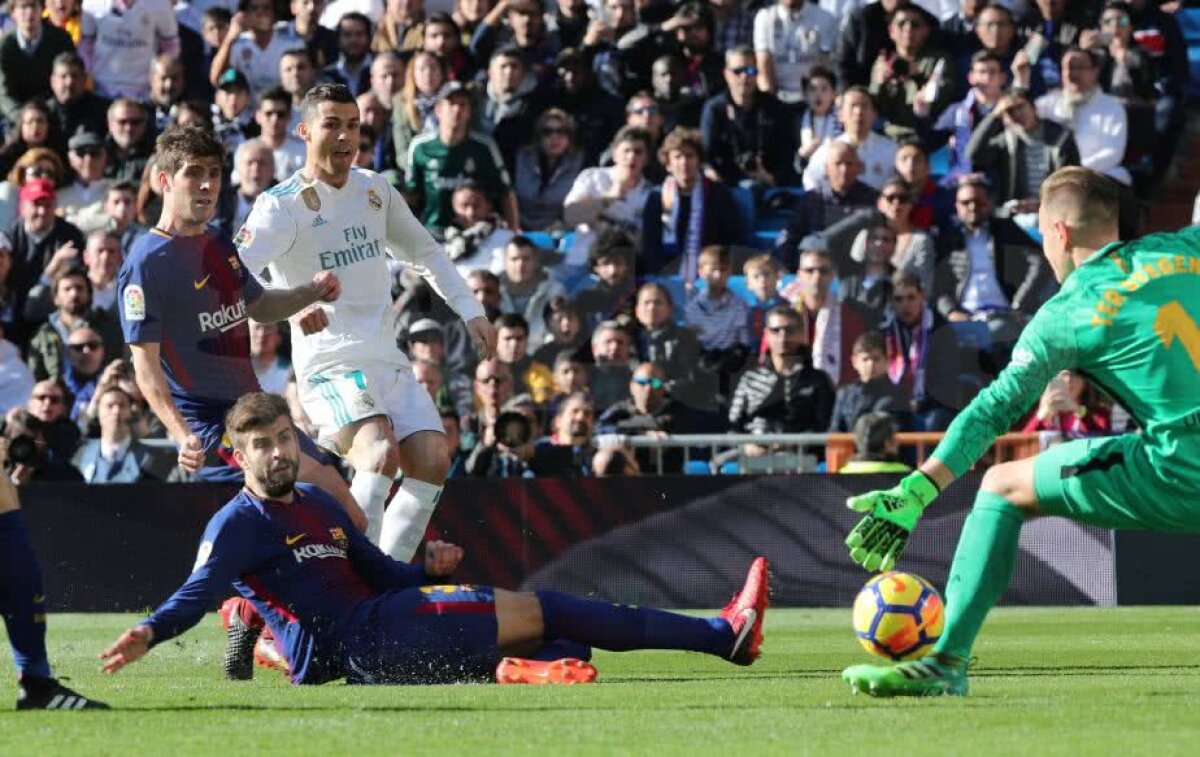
[235,167,484,444]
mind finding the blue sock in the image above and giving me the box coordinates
[536,591,732,657]
[531,639,592,662]
[0,511,51,679]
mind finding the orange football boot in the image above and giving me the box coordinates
[495,657,598,684]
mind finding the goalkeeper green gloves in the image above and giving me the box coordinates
[844,471,940,572]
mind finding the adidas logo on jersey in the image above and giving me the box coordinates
[313,214,328,228]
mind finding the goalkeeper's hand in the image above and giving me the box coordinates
[844,471,940,572]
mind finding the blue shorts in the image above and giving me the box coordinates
[343,585,500,685]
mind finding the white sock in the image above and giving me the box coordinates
[350,471,392,544]
[379,478,442,562]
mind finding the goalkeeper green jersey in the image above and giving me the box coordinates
[934,227,1200,482]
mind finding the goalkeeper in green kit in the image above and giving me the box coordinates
[842,167,1200,697]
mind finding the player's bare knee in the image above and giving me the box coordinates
[397,432,449,484]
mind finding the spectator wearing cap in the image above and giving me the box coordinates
[406,81,520,231]
[0,0,77,122]
[209,0,289,96]
[7,178,85,322]
[321,12,374,97]
[406,317,474,417]
[103,98,153,182]
[497,236,565,351]
[44,52,109,155]
[471,0,562,82]
[79,0,179,100]
[642,126,744,280]
[514,108,585,231]
[479,46,548,171]
[211,68,255,155]
[26,265,120,382]
[752,0,838,106]
[0,146,64,232]
[700,44,797,191]
[56,130,111,228]
[544,48,622,168]
[775,140,877,272]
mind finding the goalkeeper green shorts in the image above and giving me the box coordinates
[1033,433,1200,532]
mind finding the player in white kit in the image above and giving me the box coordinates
[236,83,495,561]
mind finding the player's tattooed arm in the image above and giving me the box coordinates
[249,272,342,334]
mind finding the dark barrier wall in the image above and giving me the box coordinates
[20,474,1182,611]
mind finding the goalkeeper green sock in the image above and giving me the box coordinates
[933,491,1024,660]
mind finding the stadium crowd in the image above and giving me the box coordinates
[0,0,1182,482]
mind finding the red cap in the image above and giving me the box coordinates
[20,178,56,204]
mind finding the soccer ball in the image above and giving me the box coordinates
[852,571,945,661]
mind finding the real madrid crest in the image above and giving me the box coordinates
[301,186,321,212]
[355,390,376,414]
[367,189,382,211]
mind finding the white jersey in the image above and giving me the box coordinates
[82,0,179,99]
[228,28,299,96]
[235,167,484,382]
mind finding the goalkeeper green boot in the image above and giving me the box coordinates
[842,653,969,697]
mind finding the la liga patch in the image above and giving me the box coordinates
[123,285,145,321]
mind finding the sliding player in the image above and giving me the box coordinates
[99,393,768,685]
[235,83,494,562]
[1,439,107,710]
[841,167,1200,696]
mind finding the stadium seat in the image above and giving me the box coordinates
[729,186,756,246]
[928,145,951,177]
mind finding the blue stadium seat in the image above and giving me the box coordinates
[753,230,779,250]
[729,186,756,245]
[929,145,952,177]
[684,460,711,476]
[523,231,555,250]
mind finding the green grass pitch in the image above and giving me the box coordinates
[3,608,1200,755]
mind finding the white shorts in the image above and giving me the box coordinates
[300,362,442,450]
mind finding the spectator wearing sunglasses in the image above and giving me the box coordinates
[26,266,120,384]
[55,132,111,230]
[752,0,838,105]
[0,146,65,234]
[597,362,684,473]
[700,44,797,191]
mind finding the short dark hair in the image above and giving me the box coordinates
[300,82,356,124]
[491,45,523,65]
[766,305,801,325]
[554,349,585,369]
[970,50,1005,69]
[611,125,652,153]
[202,6,232,24]
[259,86,292,111]
[807,65,837,90]
[506,235,537,255]
[107,181,137,198]
[154,124,225,177]
[225,392,292,449]
[425,12,459,33]
[636,282,674,309]
[853,412,898,461]
[52,52,85,72]
[494,313,530,334]
[852,332,886,356]
[281,47,315,66]
[589,227,637,270]
[892,268,923,292]
[339,11,372,35]
[54,265,90,295]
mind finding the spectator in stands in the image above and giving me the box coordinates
[471,0,561,79]
[782,244,876,386]
[45,52,108,154]
[72,385,169,483]
[596,362,681,471]
[44,0,82,42]
[584,0,649,98]
[841,221,897,319]
[649,53,703,131]
[26,266,118,378]
[103,98,153,182]
[412,357,447,411]
[0,320,34,413]
[0,0,76,122]
[323,12,374,96]
[665,2,725,101]
[7,179,85,320]
[463,356,512,443]
[55,132,109,230]
[211,68,255,155]
[562,125,653,266]
[631,281,699,391]
[147,54,186,133]
[743,254,786,345]
[1035,46,1130,186]
[255,87,306,182]
[960,3,1023,79]
[830,331,911,432]
[3,404,82,483]
[573,227,637,331]
[247,320,290,394]
[836,0,930,88]
[752,0,838,106]
[685,245,749,396]
[464,394,539,478]
[803,87,896,192]
[838,411,910,473]
[966,87,1079,212]
[0,237,24,345]
[599,91,665,182]
[548,348,588,403]
[894,138,951,228]
[532,296,584,367]
[592,445,640,476]
[80,0,179,100]
[405,318,472,416]
[728,306,834,435]
[466,269,504,323]
[841,177,935,292]
[100,182,145,255]
[642,127,743,280]
[1127,0,1188,179]
[1083,3,1156,105]
[0,101,56,179]
[278,0,336,69]
[1015,0,1091,93]
[881,268,956,431]
[531,391,595,476]
[392,49,444,177]
[0,147,65,232]
[479,46,547,170]
[493,313,553,402]
[546,48,622,167]
[776,141,877,271]
[546,0,587,50]
[81,229,121,317]
[700,44,797,191]
[406,81,520,231]
[376,0,426,54]
[923,50,1007,184]
[514,108,583,231]
[498,236,565,351]
[795,66,840,170]
[279,47,319,131]
[711,0,754,54]
[441,181,514,276]
[209,0,288,96]
[1021,369,1111,439]
[933,176,1047,333]
[227,138,276,231]
[56,322,107,420]
[869,4,957,136]
[590,319,633,411]
[424,12,472,82]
